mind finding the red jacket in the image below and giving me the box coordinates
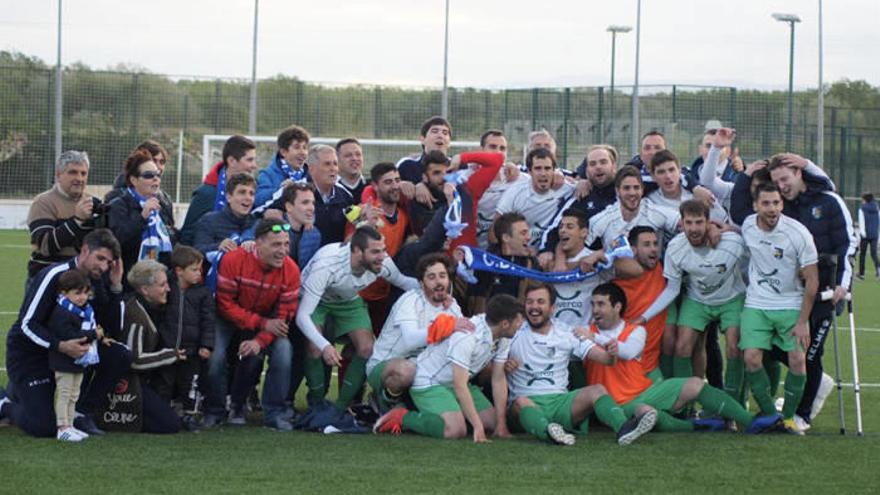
[204,161,224,186]
[448,152,503,251]
[216,248,301,349]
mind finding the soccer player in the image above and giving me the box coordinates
[372,294,523,442]
[475,129,527,248]
[645,149,728,223]
[740,184,819,434]
[501,282,656,446]
[397,116,452,184]
[367,253,465,412]
[587,166,680,254]
[642,200,747,403]
[469,212,536,313]
[295,226,419,410]
[586,282,782,434]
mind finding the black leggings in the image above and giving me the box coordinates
[859,237,878,276]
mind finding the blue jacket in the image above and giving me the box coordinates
[783,185,857,288]
[255,152,310,208]
[860,202,879,240]
[180,182,218,246]
[730,169,836,226]
[289,224,322,268]
[314,185,354,245]
[397,153,426,184]
[193,206,257,255]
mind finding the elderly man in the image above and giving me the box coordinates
[27,151,99,281]
[1,229,131,438]
[301,144,353,245]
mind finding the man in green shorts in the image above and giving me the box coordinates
[640,200,748,404]
[503,282,656,446]
[740,184,819,434]
[295,226,419,409]
[587,282,783,434]
[372,294,523,442]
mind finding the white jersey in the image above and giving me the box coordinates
[300,242,418,303]
[552,248,611,327]
[664,231,747,305]
[741,214,818,310]
[412,314,507,389]
[587,201,680,253]
[367,289,462,375]
[497,319,595,399]
[477,174,530,249]
[496,179,575,248]
[646,188,729,223]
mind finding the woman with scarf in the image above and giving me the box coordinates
[108,149,177,286]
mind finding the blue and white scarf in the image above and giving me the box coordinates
[214,166,228,211]
[57,295,100,367]
[279,158,307,183]
[205,233,242,293]
[444,190,468,239]
[128,187,173,261]
[456,234,634,285]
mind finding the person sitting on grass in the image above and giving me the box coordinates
[585,282,783,434]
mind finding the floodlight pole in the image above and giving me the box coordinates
[54,0,63,161]
[441,0,450,118]
[607,25,631,141]
[630,0,642,157]
[773,13,800,151]
[248,0,259,135]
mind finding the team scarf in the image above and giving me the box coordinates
[56,295,100,366]
[279,157,307,183]
[214,166,228,211]
[128,187,173,261]
[205,233,242,293]
[444,189,468,239]
[456,234,634,285]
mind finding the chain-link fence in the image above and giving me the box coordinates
[0,64,877,207]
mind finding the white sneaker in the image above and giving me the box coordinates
[810,373,835,420]
[793,414,811,432]
[546,423,576,446]
[57,428,85,442]
[70,427,90,439]
[774,397,784,413]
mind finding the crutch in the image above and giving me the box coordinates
[846,296,864,436]
[818,254,846,434]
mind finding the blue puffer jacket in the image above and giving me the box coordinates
[192,207,257,255]
[289,224,322,268]
[255,152,310,208]
[783,185,857,287]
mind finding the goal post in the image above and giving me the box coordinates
[201,134,481,178]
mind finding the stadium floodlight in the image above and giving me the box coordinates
[631,0,642,157]
[606,25,632,141]
[773,12,801,151]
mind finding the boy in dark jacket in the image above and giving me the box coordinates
[156,246,215,427]
[49,270,104,441]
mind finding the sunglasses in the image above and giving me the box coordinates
[139,171,162,180]
[270,223,292,233]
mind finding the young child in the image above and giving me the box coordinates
[49,270,103,442]
[157,245,215,430]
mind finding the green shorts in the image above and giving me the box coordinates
[310,298,371,339]
[411,384,493,416]
[678,295,744,332]
[516,391,581,432]
[739,308,801,352]
[622,378,687,417]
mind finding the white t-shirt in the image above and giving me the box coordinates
[587,201,680,253]
[412,314,508,389]
[477,174,530,249]
[664,231,747,305]
[741,214,818,310]
[300,242,418,303]
[497,319,594,399]
[552,247,611,327]
[367,289,462,375]
[496,180,575,248]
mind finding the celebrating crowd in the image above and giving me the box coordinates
[0,116,861,445]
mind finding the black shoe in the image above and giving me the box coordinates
[73,413,105,436]
[617,409,657,446]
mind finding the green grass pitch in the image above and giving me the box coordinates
[0,230,877,494]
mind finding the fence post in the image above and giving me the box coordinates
[855,134,863,195]
[531,88,539,131]
[829,107,837,176]
[597,86,605,142]
[213,79,221,134]
[838,126,847,195]
[562,88,570,169]
[671,85,677,124]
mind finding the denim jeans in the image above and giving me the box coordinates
[231,335,292,422]
[205,318,236,416]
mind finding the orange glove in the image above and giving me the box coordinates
[427,313,457,344]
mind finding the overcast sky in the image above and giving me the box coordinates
[1,0,877,90]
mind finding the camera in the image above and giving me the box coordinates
[91,197,110,228]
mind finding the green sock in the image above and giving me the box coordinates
[335,355,367,410]
[304,357,326,404]
[745,368,777,415]
[518,406,550,441]
[781,372,807,419]
[402,411,446,438]
[724,357,745,405]
[697,384,753,426]
[568,361,586,390]
[593,395,626,432]
[654,410,694,432]
[673,356,693,378]
[660,354,674,378]
[763,357,782,397]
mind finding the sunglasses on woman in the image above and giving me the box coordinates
[139,171,162,180]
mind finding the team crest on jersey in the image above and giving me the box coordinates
[715,264,728,274]
[811,206,823,219]
[773,247,784,259]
